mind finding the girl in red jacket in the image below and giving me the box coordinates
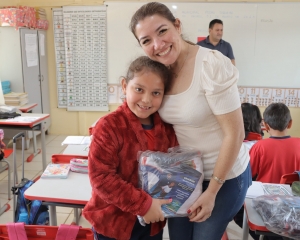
[83,56,178,240]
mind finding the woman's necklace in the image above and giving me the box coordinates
[172,44,190,78]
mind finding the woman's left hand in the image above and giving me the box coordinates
[188,190,216,222]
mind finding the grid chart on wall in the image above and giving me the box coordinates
[53,8,67,108]
[238,87,300,107]
[53,6,108,111]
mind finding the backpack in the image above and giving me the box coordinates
[12,178,49,225]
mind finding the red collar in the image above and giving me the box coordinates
[245,132,262,141]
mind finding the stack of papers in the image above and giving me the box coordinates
[246,181,292,198]
[4,92,28,106]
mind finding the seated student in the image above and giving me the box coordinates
[241,103,264,151]
[233,103,263,240]
[250,102,300,184]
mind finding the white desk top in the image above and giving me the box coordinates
[24,171,91,205]
[17,103,38,113]
[244,198,266,231]
[63,144,89,156]
[0,113,50,127]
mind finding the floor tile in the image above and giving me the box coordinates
[0,181,10,197]
[44,134,58,144]
[19,161,43,171]
[52,135,70,142]
[44,146,67,155]
[0,208,13,223]
[46,140,65,148]
[56,206,73,214]
[2,170,38,182]
[56,212,71,225]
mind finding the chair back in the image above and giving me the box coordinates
[0,224,94,240]
[280,172,300,185]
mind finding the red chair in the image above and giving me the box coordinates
[0,224,94,240]
[280,173,299,185]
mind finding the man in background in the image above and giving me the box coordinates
[197,19,235,65]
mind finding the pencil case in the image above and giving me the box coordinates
[70,165,88,174]
[70,158,88,167]
[70,158,88,173]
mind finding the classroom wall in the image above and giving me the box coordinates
[1,0,300,137]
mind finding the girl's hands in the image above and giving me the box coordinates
[188,190,216,222]
[143,198,172,224]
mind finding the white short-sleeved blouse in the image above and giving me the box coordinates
[159,47,249,180]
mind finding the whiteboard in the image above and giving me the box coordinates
[105,2,300,88]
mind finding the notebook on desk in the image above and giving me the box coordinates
[41,163,71,179]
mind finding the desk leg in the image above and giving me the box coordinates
[41,122,47,170]
[32,130,37,154]
[26,130,42,163]
[73,208,81,225]
[49,205,57,226]
[242,208,249,240]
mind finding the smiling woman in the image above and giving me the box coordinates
[128,2,251,240]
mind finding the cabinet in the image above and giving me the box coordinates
[0,27,51,146]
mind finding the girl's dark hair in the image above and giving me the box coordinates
[241,103,263,135]
[263,103,291,131]
[124,56,172,92]
[130,2,176,40]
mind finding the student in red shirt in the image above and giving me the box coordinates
[234,103,264,240]
[250,102,300,184]
[83,56,178,240]
[241,103,264,151]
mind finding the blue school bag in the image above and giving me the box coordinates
[13,178,49,225]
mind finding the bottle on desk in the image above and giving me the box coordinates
[18,212,29,224]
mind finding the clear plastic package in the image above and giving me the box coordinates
[252,195,300,239]
[137,146,203,225]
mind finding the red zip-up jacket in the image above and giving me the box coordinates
[83,102,178,240]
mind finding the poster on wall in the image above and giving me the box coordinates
[63,5,108,111]
[52,6,108,111]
